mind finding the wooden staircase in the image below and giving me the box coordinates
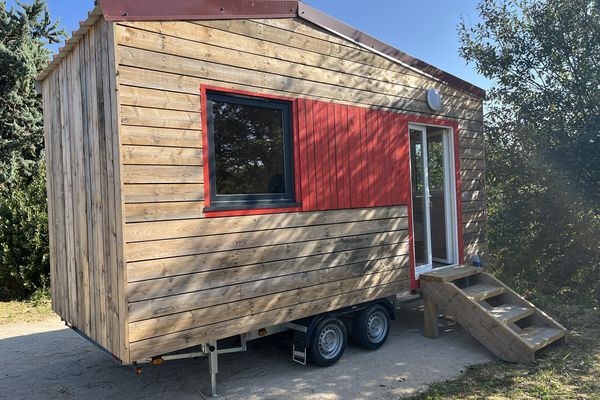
[420,265,567,363]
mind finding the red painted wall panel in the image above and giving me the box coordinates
[298,99,412,211]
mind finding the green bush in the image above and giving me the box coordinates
[0,160,49,298]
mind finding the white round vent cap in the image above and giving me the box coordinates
[426,88,442,111]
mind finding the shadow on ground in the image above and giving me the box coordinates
[0,300,493,400]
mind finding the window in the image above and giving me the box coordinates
[205,91,296,210]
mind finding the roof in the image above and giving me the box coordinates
[36,0,485,99]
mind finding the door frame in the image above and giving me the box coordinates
[408,123,460,278]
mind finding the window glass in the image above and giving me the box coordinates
[212,101,285,194]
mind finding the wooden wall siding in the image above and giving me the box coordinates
[41,18,128,362]
[115,17,486,261]
[124,206,411,360]
[112,16,487,359]
[297,99,410,211]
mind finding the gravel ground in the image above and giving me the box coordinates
[0,300,494,399]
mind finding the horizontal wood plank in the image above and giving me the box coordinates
[120,85,200,112]
[121,105,201,130]
[126,217,408,261]
[124,201,205,223]
[117,22,483,114]
[128,266,408,341]
[129,280,405,360]
[122,145,203,166]
[125,206,407,242]
[121,125,202,148]
[117,64,486,134]
[116,44,483,125]
[122,165,203,184]
[123,184,204,203]
[128,245,409,303]
[127,230,408,282]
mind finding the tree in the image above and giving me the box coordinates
[0,0,63,298]
[459,0,599,305]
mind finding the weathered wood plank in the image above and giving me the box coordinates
[460,169,485,181]
[117,22,482,113]
[121,105,201,130]
[121,125,202,148]
[461,159,486,170]
[125,206,407,242]
[129,280,405,360]
[120,85,200,112]
[93,20,109,348]
[462,200,486,213]
[117,64,486,134]
[462,211,486,223]
[84,25,99,343]
[128,266,408,341]
[459,137,485,149]
[107,19,130,362]
[70,44,91,335]
[460,147,485,159]
[460,179,485,191]
[124,201,205,223]
[126,217,409,261]
[462,190,485,202]
[122,145,203,166]
[127,246,409,304]
[116,44,483,125]
[123,184,204,203]
[127,231,408,282]
[42,75,59,315]
[59,53,78,326]
[122,165,203,184]
[254,18,479,101]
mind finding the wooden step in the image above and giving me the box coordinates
[419,265,482,282]
[518,325,566,351]
[490,304,534,324]
[462,284,505,301]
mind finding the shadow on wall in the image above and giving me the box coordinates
[0,303,493,400]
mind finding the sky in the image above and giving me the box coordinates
[7,0,493,90]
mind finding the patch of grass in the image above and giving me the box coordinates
[0,289,54,324]
[408,296,600,400]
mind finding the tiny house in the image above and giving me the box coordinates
[37,0,565,395]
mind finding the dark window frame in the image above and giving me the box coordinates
[205,90,297,211]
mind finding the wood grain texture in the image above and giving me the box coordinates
[110,16,486,361]
[124,206,410,358]
[40,18,127,362]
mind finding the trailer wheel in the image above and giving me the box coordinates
[308,317,347,366]
[352,304,391,349]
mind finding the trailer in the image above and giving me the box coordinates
[36,0,565,397]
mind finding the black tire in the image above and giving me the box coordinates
[352,304,391,349]
[307,317,347,366]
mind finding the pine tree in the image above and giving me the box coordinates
[0,0,63,297]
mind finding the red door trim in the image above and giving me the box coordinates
[405,116,465,290]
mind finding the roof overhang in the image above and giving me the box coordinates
[37,0,485,99]
[100,0,299,21]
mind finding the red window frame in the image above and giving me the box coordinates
[200,85,302,218]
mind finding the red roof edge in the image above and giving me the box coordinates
[297,3,485,99]
[99,0,299,22]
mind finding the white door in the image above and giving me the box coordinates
[409,126,433,277]
[409,124,459,278]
